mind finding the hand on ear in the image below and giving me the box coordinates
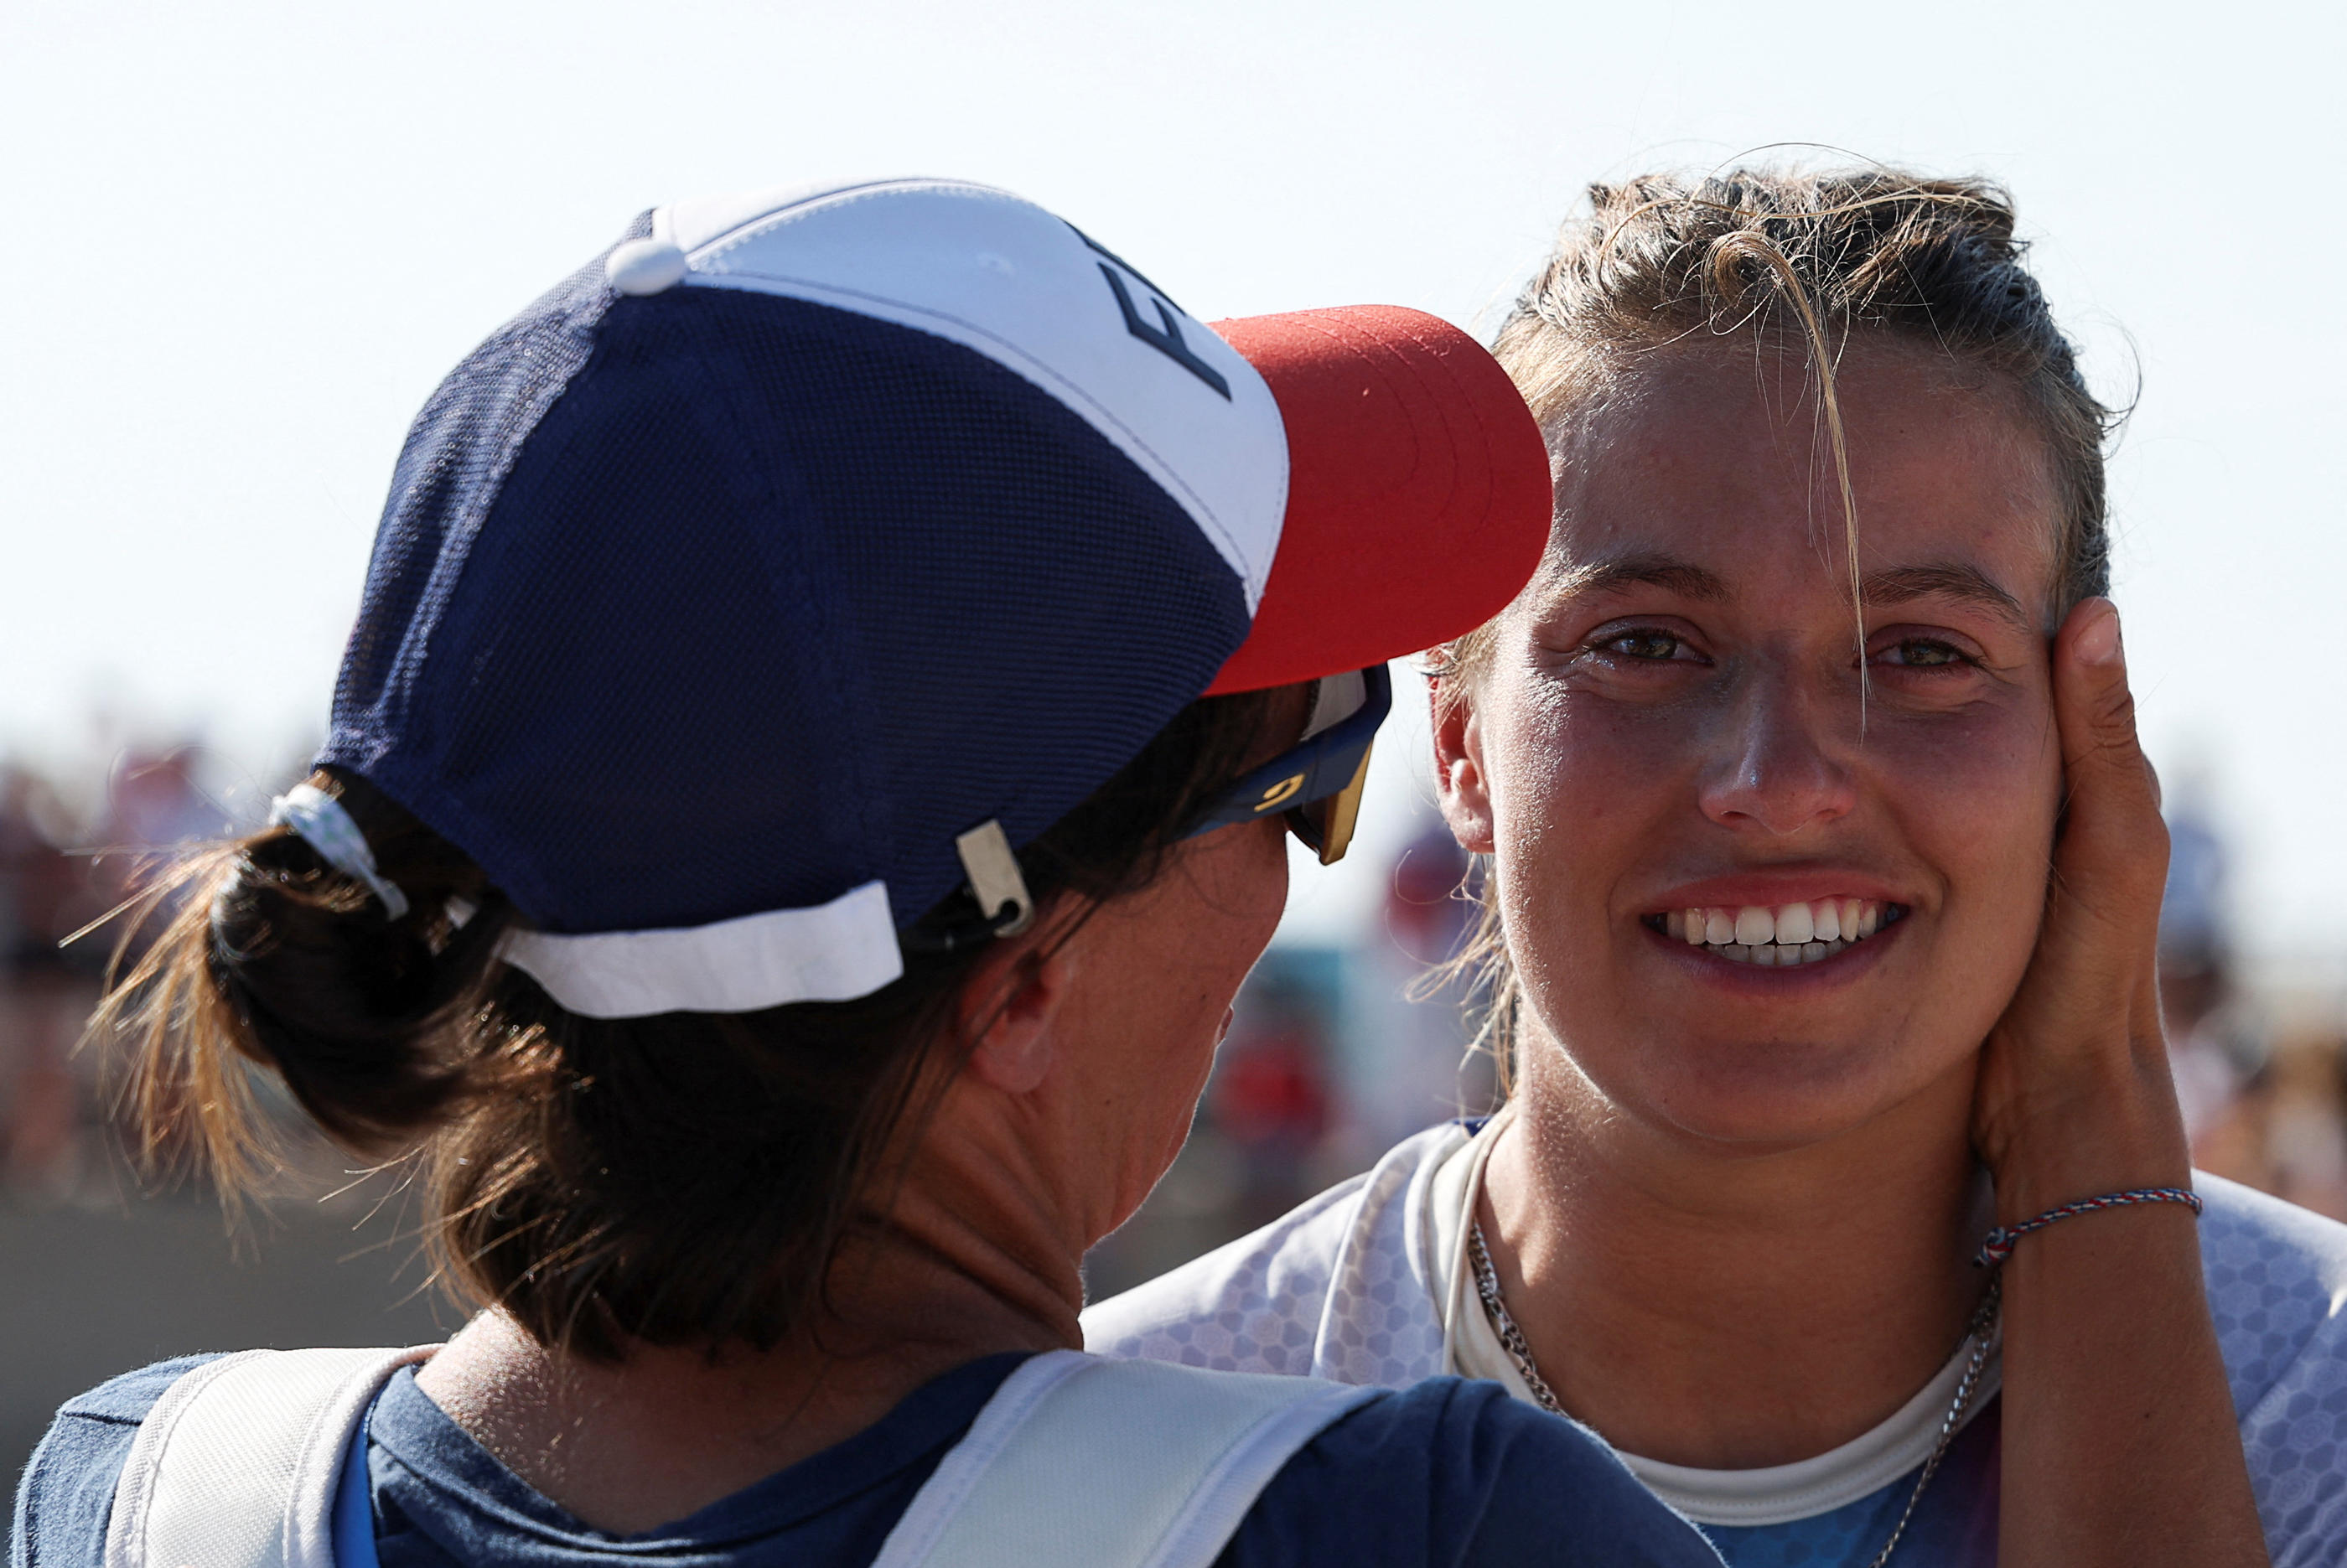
[1431,681,1496,854]
[956,919,1076,1096]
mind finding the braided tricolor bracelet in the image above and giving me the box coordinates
[1973,1187,2203,1267]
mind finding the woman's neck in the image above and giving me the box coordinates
[414,1139,1085,1534]
[1479,1044,1992,1469]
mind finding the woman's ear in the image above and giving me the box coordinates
[1431,679,1497,855]
[957,919,1077,1096]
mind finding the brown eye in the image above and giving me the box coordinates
[1883,639,1964,668]
[1606,631,1682,661]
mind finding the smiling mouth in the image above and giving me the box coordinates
[1642,899,1907,967]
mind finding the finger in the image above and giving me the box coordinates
[2048,597,2168,944]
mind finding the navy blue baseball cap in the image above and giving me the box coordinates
[317,178,1549,1017]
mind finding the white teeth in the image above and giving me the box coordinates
[1661,898,1895,965]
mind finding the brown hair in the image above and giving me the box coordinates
[94,689,1277,1360]
[1431,165,2120,1085]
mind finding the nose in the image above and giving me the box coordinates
[1696,665,1857,837]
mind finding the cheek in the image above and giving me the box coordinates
[1478,681,1689,1016]
[1170,829,1288,1101]
[1868,698,2062,939]
[1182,822,1293,1007]
[1480,673,1689,895]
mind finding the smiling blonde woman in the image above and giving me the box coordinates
[1087,170,2322,1566]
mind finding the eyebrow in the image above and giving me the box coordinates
[1545,552,1733,604]
[1543,551,2036,633]
[1860,563,2034,632]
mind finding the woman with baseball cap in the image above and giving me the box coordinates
[15,180,1723,1566]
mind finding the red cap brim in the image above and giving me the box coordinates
[1201,306,1552,695]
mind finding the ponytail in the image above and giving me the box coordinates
[98,770,510,1192]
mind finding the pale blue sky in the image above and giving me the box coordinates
[3,0,2339,960]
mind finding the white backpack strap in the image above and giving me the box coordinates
[875,1350,1378,1568]
[103,1345,437,1568]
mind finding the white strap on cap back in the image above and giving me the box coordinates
[490,815,1044,1017]
[498,878,902,1018]
[648,178,1290,611]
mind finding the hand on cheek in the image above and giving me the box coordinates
[1972,598,2189,1209]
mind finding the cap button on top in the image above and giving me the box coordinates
[606,239,688,296]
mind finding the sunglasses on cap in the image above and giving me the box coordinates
[1187,665,1392,864]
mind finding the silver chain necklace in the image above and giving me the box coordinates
[1464,1219,2001,1568]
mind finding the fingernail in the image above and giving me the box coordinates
[2076,603,2122,667]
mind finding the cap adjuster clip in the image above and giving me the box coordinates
[955,820,1034,937]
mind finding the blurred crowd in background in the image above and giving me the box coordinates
[3,740,2344,1296]
[0,748,235,1205]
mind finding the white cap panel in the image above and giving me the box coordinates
[651,179,1287,608]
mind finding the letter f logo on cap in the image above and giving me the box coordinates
[1075,230,1232,401]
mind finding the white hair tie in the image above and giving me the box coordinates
[267,783,411,920]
